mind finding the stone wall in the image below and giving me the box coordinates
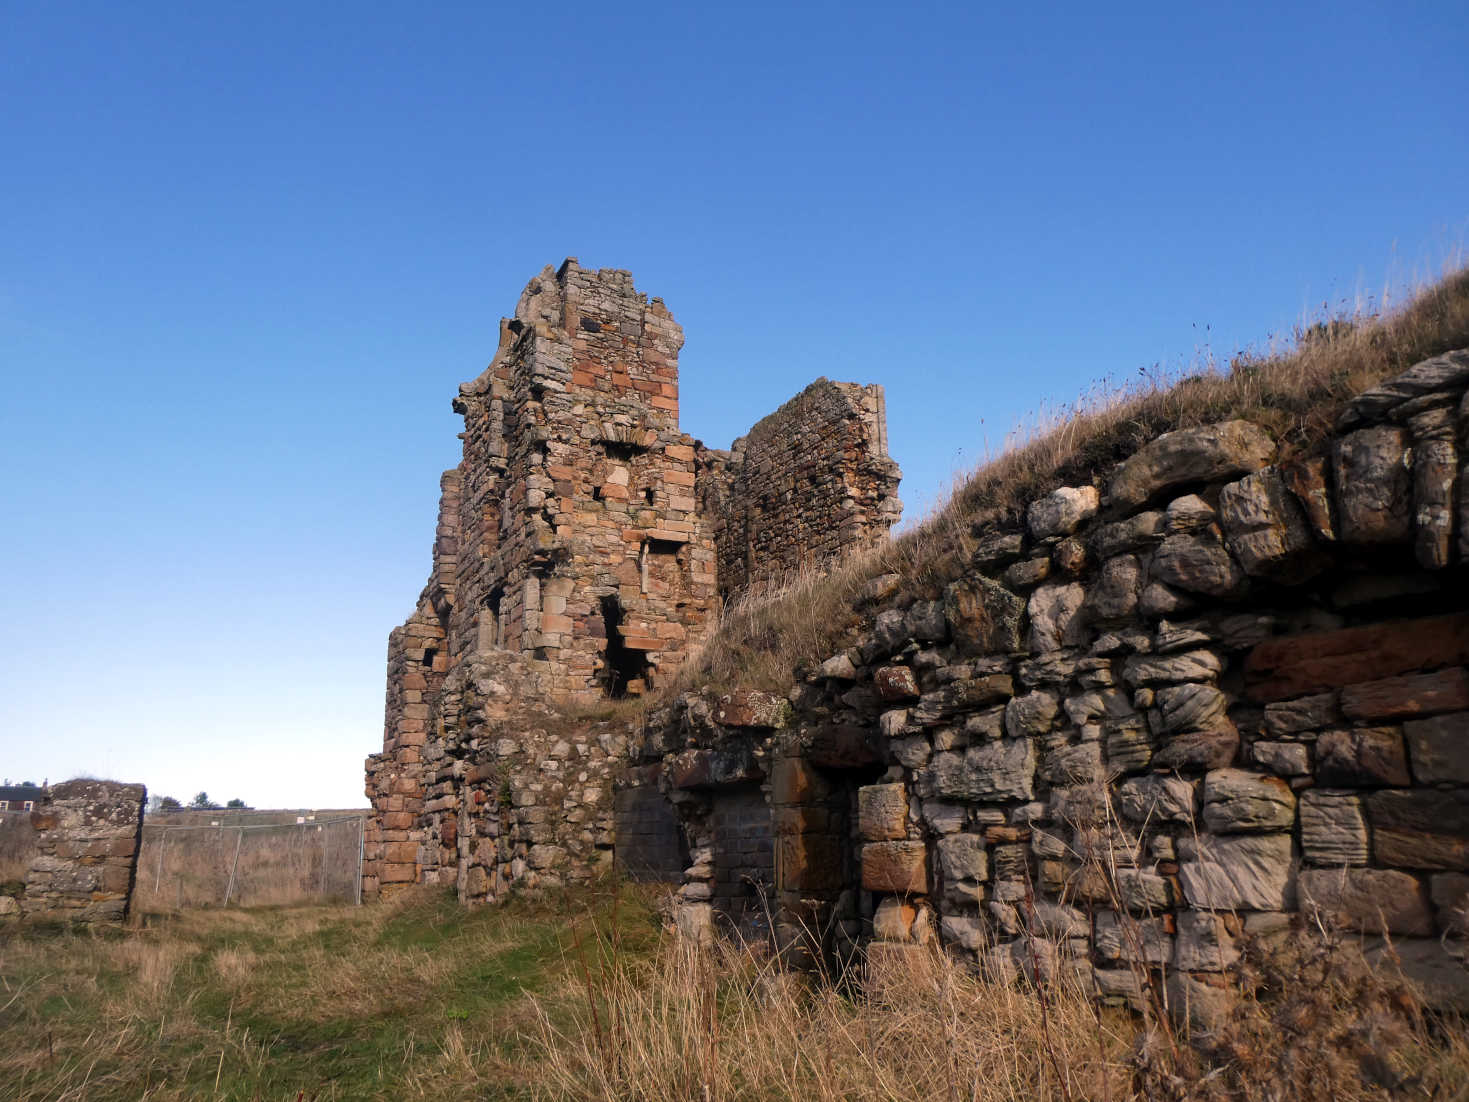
[364,261,901,901]
[22,780,146,923]
[641,349,1469,1008]
[698,379,901,597]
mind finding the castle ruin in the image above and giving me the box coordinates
[362,260,902,900]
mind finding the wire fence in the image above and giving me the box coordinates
[134,815,364,912]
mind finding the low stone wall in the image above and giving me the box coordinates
[640,349,1469,1009]
[22,780,146,923]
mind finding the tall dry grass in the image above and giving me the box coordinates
[526,917,1469,1102]
[667,264,1469,695]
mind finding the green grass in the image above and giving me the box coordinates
[0,880,665,1101]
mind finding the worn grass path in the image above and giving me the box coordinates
[0,881,662,1101]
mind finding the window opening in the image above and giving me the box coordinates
[601,440,647,462]
[600,595,650,698]
[421,648,438,668]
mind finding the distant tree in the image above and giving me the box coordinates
[159,796,182,810]
[189,791,218,810]
[225,798,248,809]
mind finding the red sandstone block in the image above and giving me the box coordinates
[771,758,825,805]
[1341,668,1469,720]
[663,469,696,487]
[380,863,417,884]
[546,464,579,481]
[862,841,928,894]
[665,444,694,461]
[385,841,418,863]
[779,833,845,893]
[858,784,909,841]
[1245,613,1469,702]
[541,613,574,634]
[621,635,663,651]
[571,370,597,388]
[382,812,415,829]
[651,395,678,412]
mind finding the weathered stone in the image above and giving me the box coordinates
[910,676,1014,726]
[940,914,987,952]
[1166,972,1237,1038]
[1263,693,1338,735]
[1413,436,1457,568]
[872,897,920,941]
[1028,485,1100,539]
[873,665,920,701]
[1368,938,1469,1012]
[1004,557,1051,588]
[1298,791,1369,865]
[21,781,146,924]
[1404,712,1469,783]
[1202,769,1295,833]
[1334,425,1412,544]
[1155,682,1228,734]
[818,653,858,680]
[905,599,948,643]
[944,576,1025,655]
[936,832,989,882]
[1041,741,1102,787]
[1281,457,1336,541]
[1245,613,1469,702]
[919,739,1035,803]
[1138,581,1196,618]
[1174,911,1240,971]
[1153,726,1240,772]
[1369,789,1469,869]
[1109,420,1276,510]
[1094,911,1172,964]
[1105,723,1154,773]
[1179,833,1294,910]
[1091,511,1166,558]
[1251,741,1309,775]
[1051,537,1088,575]
[891,736,931,770]
[862,841,928,894]
[1341,667,1469,721]
[1337,349,1469,429]
[1086,554,1141,621]
[1028,582,1087,653]
[1122,649,1221,686]
[1431,873,1469,934]
[1165,494,1216,533]
[1219,468,1324,582]
[1316,727,1410,787]
[1116,774,1196,824]
[1299,868,1434,936]
[715,691,790,729]
[1005,690,1060,738]
[857,784,909,841]
[1150,533,1247,598]
[922,800,966,834]
[972,529,1026,567]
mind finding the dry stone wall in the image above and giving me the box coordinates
[364,261,901,901]
[21,780,146,923]
[640,349,1469,1009]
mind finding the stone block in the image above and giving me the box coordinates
[857,784,909,841]
[1299,791,1368,865]
[770,758,826,806]
[778,833,844,893]
[936,832,988,882]
[1005,690,1060,737]
[872,898,920,941]
[1108,420,1276,510]
[944,576,1025,655]
[861,841,928,895]
[1028,582,1087,652]
[1178,833,1294,910]
[1245,613,1469,702]
[1252,741,1309,775]
[1174,911,1240,971]
[1299,868,1434,936]
[919,738,1035,803]
[1027,485,1099,539]
[1116,775,1196,824]
[1404,712,1469,783]
[1219,468,1324,582]
[1368,789,1469,869]
[1334,425,1412,544]
[1316,727,1410,786]
[1202,769,1295,833]
[873,665,920,701]
[1341,667,1469,721]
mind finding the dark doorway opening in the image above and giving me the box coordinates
[600,595,650,698]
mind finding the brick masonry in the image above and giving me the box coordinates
[363,261,901,901]
[640,349,1469,1009]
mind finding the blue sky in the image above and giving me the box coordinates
[2,1,1465,809]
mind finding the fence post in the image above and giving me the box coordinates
[154,828,167,893]
[356,816,364,905]
[320,825,328,895]
[223,827,244,906]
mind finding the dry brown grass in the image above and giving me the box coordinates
[668,264,1469,695]
[525,919,1469,1102]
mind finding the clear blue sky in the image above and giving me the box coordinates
[2,2,1465,809]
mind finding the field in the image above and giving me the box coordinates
[2,880,1467,1102]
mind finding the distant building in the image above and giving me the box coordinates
[0,783,43,813]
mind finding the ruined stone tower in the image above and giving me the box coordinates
[363,260,902,899]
